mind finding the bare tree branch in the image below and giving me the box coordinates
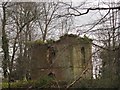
[58,3,120,17]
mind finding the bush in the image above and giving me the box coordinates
[2,80,34,88]
[32,76,53,88]
[2,76,55,89]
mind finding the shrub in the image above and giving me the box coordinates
[2,80,34,88]
[32,76,53,88]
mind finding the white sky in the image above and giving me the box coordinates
[70,0,120,30]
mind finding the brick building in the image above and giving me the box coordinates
[30,34,92,82]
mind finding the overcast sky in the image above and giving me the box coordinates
[68,0,120,35]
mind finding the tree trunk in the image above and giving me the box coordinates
[2,2,9,79]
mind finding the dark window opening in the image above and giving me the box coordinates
[81,47,85,64]
[47,45,56,64]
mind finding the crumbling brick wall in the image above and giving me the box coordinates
[30,34,92,81]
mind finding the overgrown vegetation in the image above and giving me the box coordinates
[73,78,120,88]
[2,76,54,89]
[27,39,55,46]
[2,78,120,89]
[27,39,45,45]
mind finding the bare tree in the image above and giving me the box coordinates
[36,2,74,42]
[1,2,9,79]
[1,2,39,81]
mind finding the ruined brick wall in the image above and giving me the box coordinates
[30,44,49,80]
[30,35,92,81]
[53,35,92,81]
